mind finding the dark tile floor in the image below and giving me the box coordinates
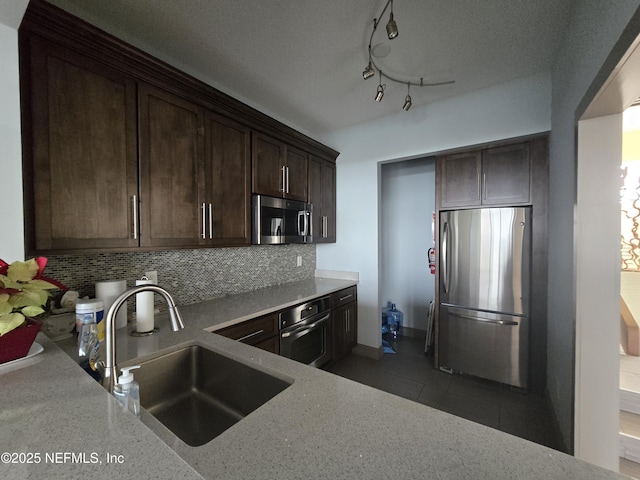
[327,334,564,452]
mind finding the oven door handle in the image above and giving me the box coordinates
[281,313,330,338]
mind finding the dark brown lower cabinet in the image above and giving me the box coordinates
[331,287,358,363]
[216,313,279,354]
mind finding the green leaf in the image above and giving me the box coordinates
[21,305,45,317]
[22,279,58,290]
[0,294,12,316]
[0,274,20,290]
[8,290,44,308]
[7,259,38,282]
[0,313,26,336]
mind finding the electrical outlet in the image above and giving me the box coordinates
[296,255,302,267]
[145,270,158,284]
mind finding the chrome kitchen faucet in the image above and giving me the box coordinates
[97,285,185,393]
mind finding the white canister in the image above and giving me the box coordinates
[96,279,128,329]
[135,278,154,333]
[75,299,105,341]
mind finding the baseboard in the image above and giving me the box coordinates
[352,343,384,360]
[399,326,427,340]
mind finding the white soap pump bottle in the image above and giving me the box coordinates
[113,365,141,418]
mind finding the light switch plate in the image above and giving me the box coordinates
[145,270,158,284]
[296,255,302,267]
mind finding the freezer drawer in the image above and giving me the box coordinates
[438,306,528,388]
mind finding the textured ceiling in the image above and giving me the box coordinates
[44,0,574,139]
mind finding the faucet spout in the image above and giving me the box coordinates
[100,285,184,393]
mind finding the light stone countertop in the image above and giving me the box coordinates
[0,277,627,479]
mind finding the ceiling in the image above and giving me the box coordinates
[44,0,575,139]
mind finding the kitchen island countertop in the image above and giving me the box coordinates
[0,276,626,479]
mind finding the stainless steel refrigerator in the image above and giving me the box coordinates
[438,207,531,388]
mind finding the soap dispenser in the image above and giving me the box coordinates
[113,365,141,418]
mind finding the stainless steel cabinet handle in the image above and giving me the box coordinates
[477,173,481,200]
[208,203,213,239]
[131,195,138,240]
[201,203,206,239]
[339,293,354,302]
[346,310,350,333]
[237,329,264,342]
[286,165,290,193]
[442,221,449,294]
[322,215,328,238]
[280,165,286,193]
[482,172,487,200]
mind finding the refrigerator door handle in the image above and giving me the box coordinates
[442,221,449,294]
[452,310,519,326]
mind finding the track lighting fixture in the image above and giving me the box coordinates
[403,83,412,111]
[362,0,455,112]
[363,62,375,80]
[375,71,385,102]
[386,1,398,39]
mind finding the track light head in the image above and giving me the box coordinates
[363,63,375,80]
[386,11,398,39]
[403,95,412,111]
[403,83,412,111]
[375,83,385,102]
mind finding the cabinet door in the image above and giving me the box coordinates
[309,156,336,243]
[252,132,285,197]
[320,160,336,242]
[138,84,205,248]
[344,302,357,349]
[25,37,139,252]
[437,152,482,208]
[482,143,531,205]
[308,156,323,238]
[204,112,251,246]
[332,304,347,361]
[331,301,357,362]
[284,146,308,201]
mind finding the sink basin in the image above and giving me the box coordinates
[129,344,292,446]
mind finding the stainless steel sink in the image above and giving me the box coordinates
[129,344,292,447]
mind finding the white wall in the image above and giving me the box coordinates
[380,158,435,331]
[574,115,622,469]
[548,0,640,454]
[317,72,551,350]
[0,18,25,262]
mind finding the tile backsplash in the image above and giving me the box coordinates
[44,244,316,306]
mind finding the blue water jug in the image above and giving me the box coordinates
[381,301,392,334]
[387,303,404,338]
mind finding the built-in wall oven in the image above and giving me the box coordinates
[279,296,331,368]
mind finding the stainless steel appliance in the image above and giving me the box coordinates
[438,207,531,388]
[279,296,331,368]
[252,194,312,245]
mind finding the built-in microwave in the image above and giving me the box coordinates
[252,194,312,245]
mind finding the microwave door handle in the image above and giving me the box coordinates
[304,211,310,237]
[298,210,304,235]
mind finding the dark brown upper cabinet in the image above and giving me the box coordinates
[19,0,338,254]
[22,36,139,252]
[138,84,205,248]
[437,142,531,209]
[308,155,336,242]
[203,112,251,246]
[252,132,308,202]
